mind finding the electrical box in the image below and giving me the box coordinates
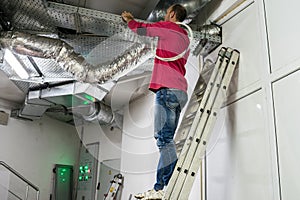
[76,142,99,200]
[53,164,73,200]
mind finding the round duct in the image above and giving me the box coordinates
[82,102,114,125]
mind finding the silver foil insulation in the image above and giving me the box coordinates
[0,31,155,83]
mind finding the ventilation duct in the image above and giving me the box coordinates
[45,1,222,57]
[0,0,222,126]
[0,31,156,83]
[0,0,56,32]
[0,30,155,126]
[11,81,117,125]
[147,0,212,22]
[73,102,114,124]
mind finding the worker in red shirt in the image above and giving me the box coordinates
[122,4,190,199]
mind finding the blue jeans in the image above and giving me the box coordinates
[154,88,188,191]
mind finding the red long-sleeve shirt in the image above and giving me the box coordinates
[128,20,189,93]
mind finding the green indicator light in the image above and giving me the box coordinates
[79,176,83,181]
[79,166,83,170]
[84,94,95,102]
[62,178,66,182]
[60,173,64,176]
[84,166,89,170]
[85,176,89,180]
[83,101,89,105]
[62,169,67,172]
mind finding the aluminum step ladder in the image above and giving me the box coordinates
[164,47,240,200]
[104,173,123,200]
[174,52,216,155]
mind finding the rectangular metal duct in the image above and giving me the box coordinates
[13,81,113,120]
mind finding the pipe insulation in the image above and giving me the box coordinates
[0,31,155,83]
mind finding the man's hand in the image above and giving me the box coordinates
[121,11,134,23]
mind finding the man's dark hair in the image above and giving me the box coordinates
[171,4,187,22]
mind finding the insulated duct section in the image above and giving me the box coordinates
[0,0,56,32]
[0,31,156,83]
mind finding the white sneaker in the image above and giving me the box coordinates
[145,189,164,200]
[134,189,164,200]
[134,190,148,199]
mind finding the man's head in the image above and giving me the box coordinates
[164,4,187,22]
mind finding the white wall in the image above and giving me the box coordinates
[120,93,158,199]
[265,1,300,198]
[207,91,276,200]
[272,71,300,200]
[80,123,122,162]
[0,107,80,200]
[205,0,300,199]
[264,0,300,73]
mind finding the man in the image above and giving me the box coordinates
[122,4,190,199]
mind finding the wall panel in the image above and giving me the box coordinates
[206,1,269,100]
[272,70,300,200]
[207,90,275,200]
[264,0,300,73]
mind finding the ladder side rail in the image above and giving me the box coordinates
[177,47,227,153]
[176,47,228,163]
[165,47,229,199]
[168,48,233,200]
[104,174,123,200]
[178,50,240,200]
[105,178,117,200]
[174,52,223,145]
[165,47,227,199]
[178,46,226,131]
